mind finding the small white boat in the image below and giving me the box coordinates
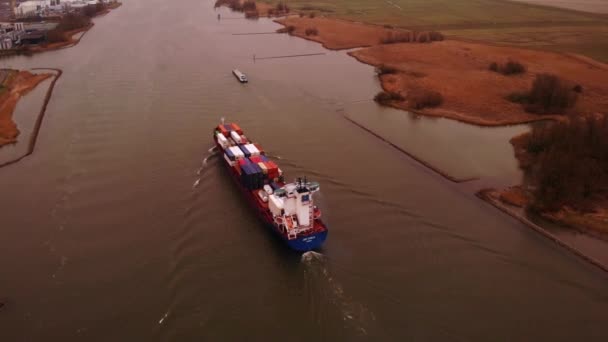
[232,69,248,83]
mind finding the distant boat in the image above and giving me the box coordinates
[232,69,248,83]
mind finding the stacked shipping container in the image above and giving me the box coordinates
[216,123,281,191]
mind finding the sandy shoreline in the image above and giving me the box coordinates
[0,70,52,147]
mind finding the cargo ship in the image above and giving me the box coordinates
[213,122,328,252]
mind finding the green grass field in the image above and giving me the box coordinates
[263,0,608,61]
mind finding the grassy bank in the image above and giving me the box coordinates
[261,0,608,61]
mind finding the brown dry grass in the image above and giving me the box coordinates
[350,40,608,125]
[275,17,394,49]
[275,16,607,125]
[499,186,529,207]
[0,71,52,147]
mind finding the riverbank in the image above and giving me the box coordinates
[25,24,94,54]
[275,16,608,126]
[0,70,52,147]
[477,188,608,273]
[493,131,608,241]
[2,2,122,56]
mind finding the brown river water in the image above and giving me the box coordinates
[1,0,608,340]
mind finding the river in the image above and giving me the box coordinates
[1,0,607,340]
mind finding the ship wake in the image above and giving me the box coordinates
[301,252,376,337]
[193,147,218,188]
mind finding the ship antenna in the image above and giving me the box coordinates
[221,117,225,125]
[304,176,307,187]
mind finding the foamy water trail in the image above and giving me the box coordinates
[158,311,169,325]
[192,179,200,188]
[301,252,375,336]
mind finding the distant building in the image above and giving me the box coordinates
[0,36,12,49]
[16,0,50,17]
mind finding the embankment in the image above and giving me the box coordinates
[0,68,63,168]
[0,70,52,147]
[477,189,608,274]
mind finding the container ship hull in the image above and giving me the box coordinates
[214,123,328,252]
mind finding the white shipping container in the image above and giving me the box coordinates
[216,133,229,149]
[229,146,245,159]
[224,153,236,166]
[263,184,273,195]
[244,143,260,156]
[230,131,242,144]
[216,133,228,144]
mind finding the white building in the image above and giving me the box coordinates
[0,37,12,50]
[16,0,50,17]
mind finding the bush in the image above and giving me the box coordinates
[309,12,316,18]
[242,0,257,11]
[380,31,411,44]
[305,27,318,36]
[299,12,305,17]
[46,29,67,43]
[502,60,526,75]
[489,60,526,75]
[276,25,295,34]
[526,74,577,114]
[506,74,577,114]
[429,31,444,41]
[526,116,608,212]
[81,3,107,17]
[244,10,259,19]
[376,64,398,75]
[374,91,404,105]
[573,84,583,93]
[417,33,428,43]
[408,89,443,109]
[276,2,290,13]
[56,13,91,31]
[505,91,530,104]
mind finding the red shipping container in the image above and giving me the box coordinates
[254,143,265,155]
[231,123,243,135]
[219,125,229,137]
[249,156,262,163]
[238,159,248,166]
[266,161,278,178]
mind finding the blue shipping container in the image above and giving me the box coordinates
[225,149,235,160]
[239,145,251,158]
